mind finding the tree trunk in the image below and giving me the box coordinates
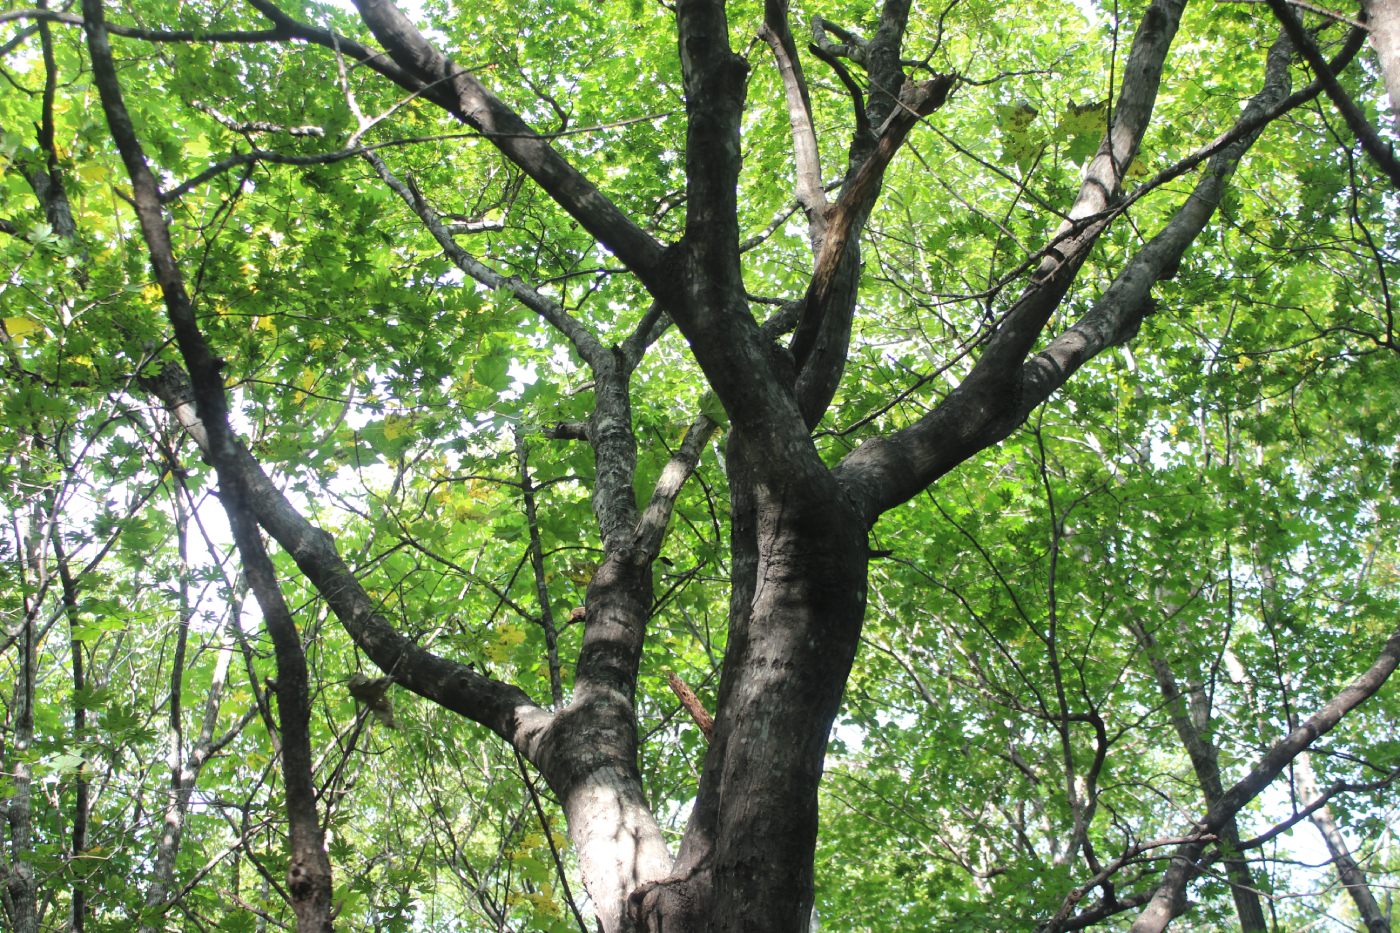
[631,451,870,932]
[139,639,238,931]
[53,533,90,933]
[539,551,673,933]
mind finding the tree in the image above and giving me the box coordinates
[2,0,1398,928]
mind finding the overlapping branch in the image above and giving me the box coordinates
[834,0,1235,522]
[658,0,824,480]
[1264,0,1400,186]
[142,365,553,750]
[632,412,720,560]
[1,7,285,42]
[1127,611,1400,932]
[359,149,606,367]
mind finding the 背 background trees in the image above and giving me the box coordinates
[2,0,1399,927]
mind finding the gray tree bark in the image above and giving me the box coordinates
[3,560,39,933]
[1365,0,1400,132]
[1294,751,1391,933]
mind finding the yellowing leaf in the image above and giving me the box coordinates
[1059,98,1108,136]
[294,369,317,402]
[1125,158,1151,179]
[452,503,487,522]
[995,101,1039,134]
[525,890,559,914]
[77,162,109,185]
[2,317,42,343]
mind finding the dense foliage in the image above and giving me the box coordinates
[2,0,1398,928]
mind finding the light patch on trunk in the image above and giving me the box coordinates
[566,770,672,932]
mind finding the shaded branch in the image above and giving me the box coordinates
[360,149,606,367]
[189,99,324,137]
[621,302,670,368]
[985,0,1189,374]
[1,7,286,42]
[346,0,666,282]
[1291,751,1391,933]
[657,0,831,483]
[1037,836,1211,933]
[0,22,40,56]
[790,73,955,426]
[865,0,917,131]
[810,15,869,66]
[515,430,565,709]
[144,364,552,753]
[1221,0,1368,29]
[832,0,1261,522]
[632,412,720,559]
[542,421,590,441]
[1235,767,1400,851]
[1128,604,1400,932]
[808,40,871,139]
[161,122,666,206]
[1126,612,1268,931]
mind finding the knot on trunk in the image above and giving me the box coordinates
[626,869,709,933]
[286,858,327,900]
